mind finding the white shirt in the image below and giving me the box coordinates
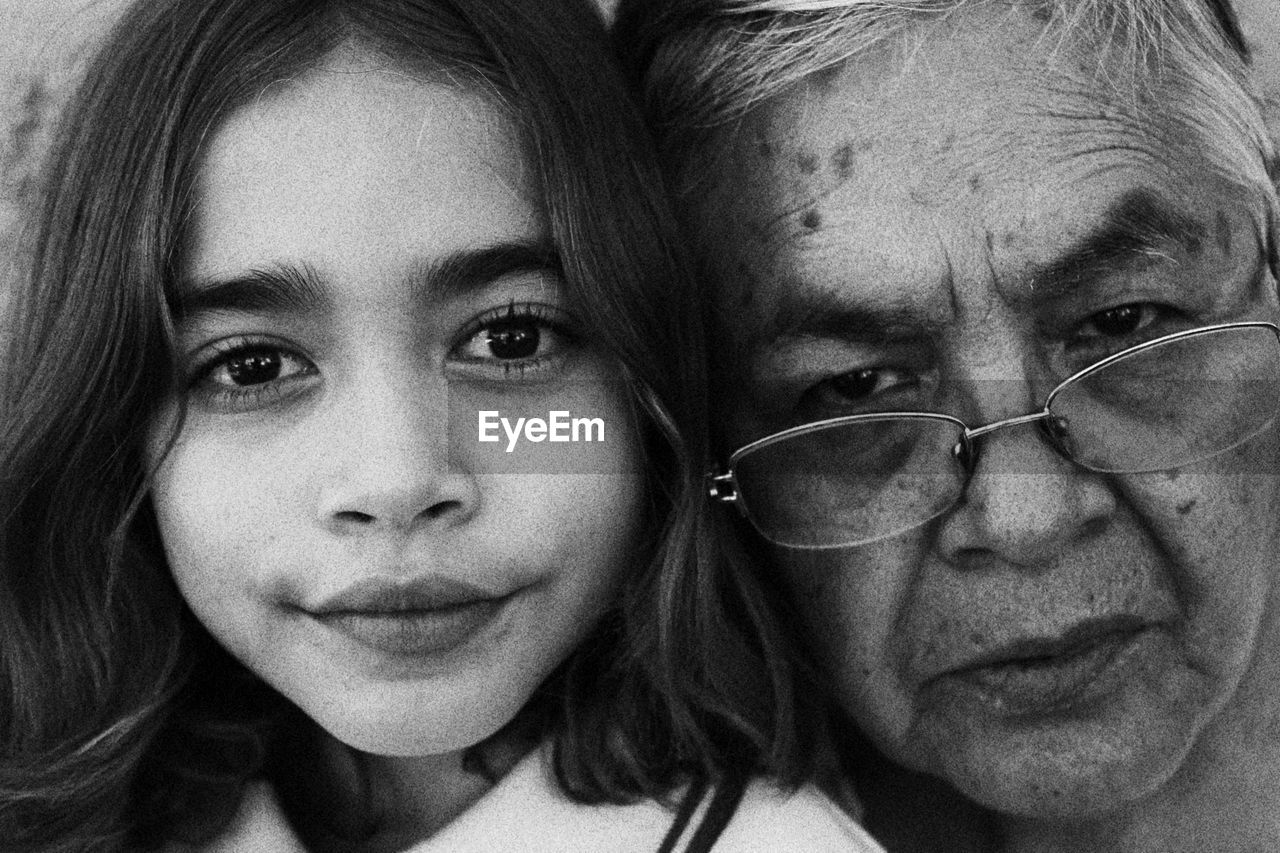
[183,748,886,853]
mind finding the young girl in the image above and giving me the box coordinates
[0,0,884,850]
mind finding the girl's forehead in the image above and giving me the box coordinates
[185,61,542,289]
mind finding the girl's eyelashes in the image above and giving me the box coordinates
[179,302,581,413]
[450,301,583,379]
[185,336,318,412]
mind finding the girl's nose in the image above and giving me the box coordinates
[312,370,480,537]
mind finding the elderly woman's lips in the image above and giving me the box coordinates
[929,616,1152,715]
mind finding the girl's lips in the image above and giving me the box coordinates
[311,574,502,614]
[316,600,508,657]
[307,575,513,657]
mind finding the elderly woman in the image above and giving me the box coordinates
[616,1,1280,851]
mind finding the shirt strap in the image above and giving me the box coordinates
[656,776,749,853]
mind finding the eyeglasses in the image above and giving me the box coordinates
[709,321,1280,549]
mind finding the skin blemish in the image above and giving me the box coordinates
[968,174,982,192]
[797,151,819,174]
[757,137,774,160]
[802,209,822,230]
[940,132,957,153]
[909,186,936,207]
[1177,498,1198,516]
[832,143,855,179]
[1216,210,1232,255]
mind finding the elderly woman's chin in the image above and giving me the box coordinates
[916,702,1203,820]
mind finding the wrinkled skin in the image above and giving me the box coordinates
[701,6,1280,851]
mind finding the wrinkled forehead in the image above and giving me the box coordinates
[697,4,1272,326]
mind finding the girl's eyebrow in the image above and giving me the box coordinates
[173,239,563,324]
[420,238,563,297]
[174,262,328,322]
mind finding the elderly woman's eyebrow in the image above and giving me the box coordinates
[752,284,950,352]
[173,239,563,322]
[1027,188,1210,297]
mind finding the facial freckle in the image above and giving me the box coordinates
[802,209,823,230]
[796,151,819,174]
[832,143,855,179]
[909,187,935,207]
[968,174,982,192]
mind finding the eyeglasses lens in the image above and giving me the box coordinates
[1050,325,1280,473]
[733,415,966,548]
[733,324,1280,548]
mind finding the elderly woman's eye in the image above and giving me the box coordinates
[1076,303,1168,340]
[829,369,887,400]
[798,366,924,417]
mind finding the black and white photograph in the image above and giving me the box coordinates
[4,1,1280,851]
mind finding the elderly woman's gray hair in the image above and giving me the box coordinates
[616,0,1276,219]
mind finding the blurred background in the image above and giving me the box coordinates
[1,0,134,297]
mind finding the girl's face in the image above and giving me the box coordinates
[147,56,645,756]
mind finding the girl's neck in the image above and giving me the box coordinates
[305,730,527,853]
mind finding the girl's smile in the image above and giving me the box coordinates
[146,49,645,759]
[302,573,519,661]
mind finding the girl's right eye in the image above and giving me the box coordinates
[187,339,318,411]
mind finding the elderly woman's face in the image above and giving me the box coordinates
[704,6,1280,820]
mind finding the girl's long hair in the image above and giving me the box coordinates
[0,0,823,849]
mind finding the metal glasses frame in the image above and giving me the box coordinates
[709,321,1280,520]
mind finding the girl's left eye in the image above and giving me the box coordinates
[208,347,311,387]
[452,303,580,376]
